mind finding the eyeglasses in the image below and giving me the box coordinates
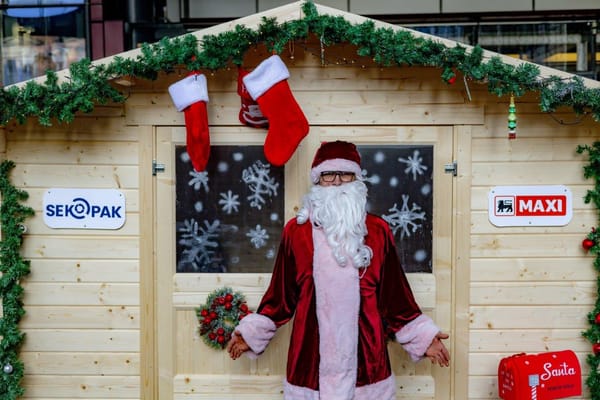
[320,171,356,183]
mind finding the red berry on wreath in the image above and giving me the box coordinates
[225,302,232,310]
[200,309,208,317]
[447,76,456,85]
[583,238,595,251]
[225,294,233,302]
[218,297,225,305]
[595,313,600,325]
[240,304,248,312]
[210,311,218,319]
[217,336,225,344]
[217,327,225,335]
[593,343,600,355]
[209,333,216,340]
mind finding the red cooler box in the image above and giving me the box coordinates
[498,350,581,400]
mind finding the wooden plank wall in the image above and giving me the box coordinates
[1,115,144,399]
[465,87,598,399]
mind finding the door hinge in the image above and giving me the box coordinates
[444,161,457,176]
[152,160,165,176]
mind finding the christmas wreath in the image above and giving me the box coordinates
[196,287,252,349]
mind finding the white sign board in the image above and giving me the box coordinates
[488,185,572,227]
[43,188,126,229]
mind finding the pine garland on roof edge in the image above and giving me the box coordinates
[0,1,599,126]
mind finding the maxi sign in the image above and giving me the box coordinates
[488,185,572,227]
[43,188,126,229]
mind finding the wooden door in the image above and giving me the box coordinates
[156,125,453,399]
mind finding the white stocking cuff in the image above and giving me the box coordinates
[242,55,290,100]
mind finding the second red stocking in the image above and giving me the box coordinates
[242,55,309,166]
[238,67,268,129]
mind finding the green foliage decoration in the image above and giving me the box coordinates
[1,1,600,127]
[0,161,34,400]
[578,142,600,398]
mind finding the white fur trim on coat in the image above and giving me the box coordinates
[242,55,290,100]
[168,74,209,112]
[283,374,396,400]
[312,227,360,399]
[235,312,276,358]
[394,314,440,362]
[310,158,362,184]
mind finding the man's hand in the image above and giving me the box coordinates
[226,330,250,360]
[425,332,450,367]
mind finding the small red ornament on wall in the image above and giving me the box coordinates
[583,238,595,251]
[583,227,597,251]
[593,343,600,355]
[595,313,600,325]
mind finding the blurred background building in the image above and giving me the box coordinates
[0,0,598,86]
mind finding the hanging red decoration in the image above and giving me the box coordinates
[593,343,600,356]
[583,227,597,252]
[595,313,600,325]
[583,238,595,251]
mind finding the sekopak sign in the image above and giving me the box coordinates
[43,188,126,229]
[488,185,572,227]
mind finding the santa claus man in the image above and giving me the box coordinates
[227,140,450,400]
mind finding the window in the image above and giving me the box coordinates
[1,0,86,85]
[175,144,434,274]
[412,20,599,80]
[175,145,285,273]
[359,145,433,273]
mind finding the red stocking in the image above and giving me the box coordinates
[238,67,268,128]
[168,73,210,171]
[243,55,309,166]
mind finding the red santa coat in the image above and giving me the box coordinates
[236,213,440,400]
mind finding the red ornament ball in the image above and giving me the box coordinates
[595,313,600,325]
[583,238,595,251]
[593,343,600,355]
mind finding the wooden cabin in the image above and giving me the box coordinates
[2,2,600,399]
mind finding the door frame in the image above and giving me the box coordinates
[148,125,457,399]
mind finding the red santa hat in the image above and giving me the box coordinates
[310,140,363,183]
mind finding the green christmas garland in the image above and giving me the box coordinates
[578,143,600,399]
[1,1,600,127]
[0,161,34,400]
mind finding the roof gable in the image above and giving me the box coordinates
[2,1,600,125]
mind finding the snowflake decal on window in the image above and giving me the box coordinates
[188,170,210,192]
[382,194,426,239]
[218,190,240,214]
[177,218,223,272]
[398,149,428,181]
[242,160,279,210]
[246,224,269,249]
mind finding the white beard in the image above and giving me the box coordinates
[297,180,373,269]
